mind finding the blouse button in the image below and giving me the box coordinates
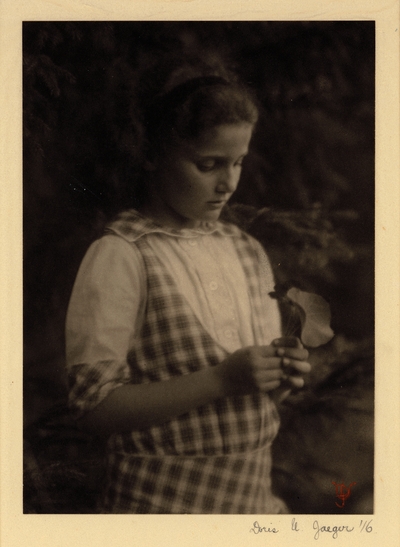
[224,329,233,338]
[209,281,218,291]
[188,239,197,246]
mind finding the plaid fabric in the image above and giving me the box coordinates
[101,448,287,514]
[95,219,285,513]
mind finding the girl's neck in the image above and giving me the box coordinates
[139,197,203,231]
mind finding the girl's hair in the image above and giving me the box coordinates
[136,52,259,158]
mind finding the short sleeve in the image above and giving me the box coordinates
[65,234,146,419]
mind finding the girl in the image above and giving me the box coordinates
[66,54,311,514]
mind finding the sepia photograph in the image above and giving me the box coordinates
[22,21,376,516]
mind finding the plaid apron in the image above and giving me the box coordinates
[99,224,286,513]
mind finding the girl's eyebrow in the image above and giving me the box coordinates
[194,152,248,160]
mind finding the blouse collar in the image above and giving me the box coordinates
[105,208,240,242]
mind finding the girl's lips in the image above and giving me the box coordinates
[207,201,226,209]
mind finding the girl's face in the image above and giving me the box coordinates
[145,122,253,229]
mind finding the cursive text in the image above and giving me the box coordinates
[250,521,279,534]
[313,520,354,540]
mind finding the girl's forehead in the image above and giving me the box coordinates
[186,123,254,155]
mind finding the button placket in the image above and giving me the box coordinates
[180,235,244,350]
[225,300,236,321]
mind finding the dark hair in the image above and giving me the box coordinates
[137,53,259,157]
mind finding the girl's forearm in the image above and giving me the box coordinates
[78,365,228,436]
[77,341,307,436]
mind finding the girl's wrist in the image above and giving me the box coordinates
[210,362,235,398]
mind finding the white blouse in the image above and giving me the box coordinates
[66,227,280,371]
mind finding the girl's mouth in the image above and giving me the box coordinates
[207,201,226,209]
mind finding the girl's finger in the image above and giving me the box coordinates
[275,347,309,361]
[259,345,281,358]
[272,336,303,349]
[286,375,305,389]
[283,359,311,374]
[255,368,284,383]
[260,357,286,370]
[260,380,282,392]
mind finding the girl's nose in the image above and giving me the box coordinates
[216,167,239,193]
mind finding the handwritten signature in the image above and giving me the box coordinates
[248,518,372,538]
[313,520,354,540]
[249,521,279,534]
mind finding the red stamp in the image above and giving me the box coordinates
[332,481,356,508]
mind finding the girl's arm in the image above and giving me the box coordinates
[78,362,229,435]
[78,341,310,436]
[68,236,309,437]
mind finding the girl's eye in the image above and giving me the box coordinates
[196,155,246,172]
[197,161,216,172]
[235,156,246,168]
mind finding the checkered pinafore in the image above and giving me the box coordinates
[101,226,286,513]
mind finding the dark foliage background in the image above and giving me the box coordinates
[23,21,374,513]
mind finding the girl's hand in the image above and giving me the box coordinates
[78,337,311,436]
[272,336,311,390]
[215,337,310,397]
[269,337,312,403]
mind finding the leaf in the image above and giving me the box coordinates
[287,287,334,347]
